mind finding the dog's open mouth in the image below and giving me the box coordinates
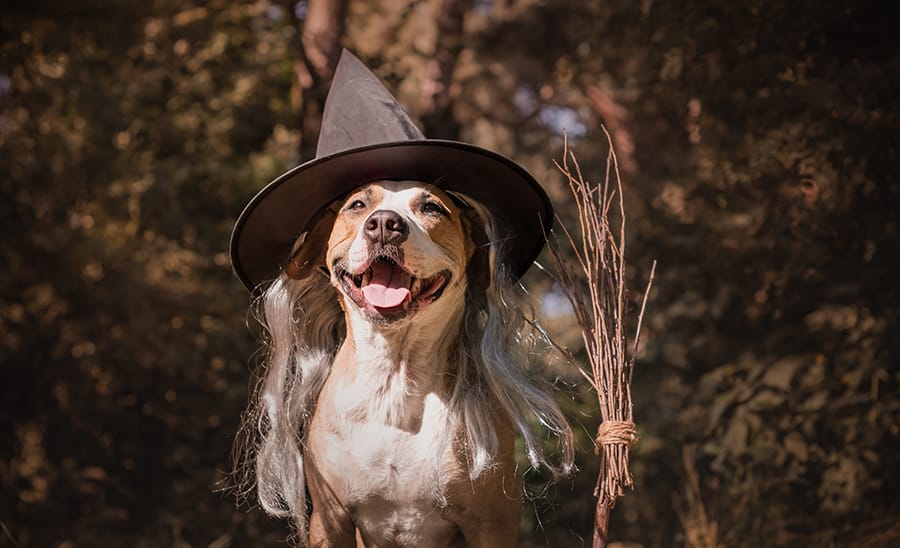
[338,258,450,317]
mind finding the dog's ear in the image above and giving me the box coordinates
[284,204,338,280]
[461,204,491,297]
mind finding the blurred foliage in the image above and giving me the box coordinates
[2,0,898,547]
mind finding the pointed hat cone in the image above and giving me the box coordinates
[230,50,553,291]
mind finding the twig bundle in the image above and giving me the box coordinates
[545,127,656,548]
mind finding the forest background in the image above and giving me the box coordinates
[2,0,898,546]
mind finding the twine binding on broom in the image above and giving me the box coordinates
[595,420,639,450]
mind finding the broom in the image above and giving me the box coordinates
[545,127,656,547]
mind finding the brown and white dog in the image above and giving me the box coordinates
[236,180,573,547]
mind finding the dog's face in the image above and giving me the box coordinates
[328,180,475,325]
[290,180,483,326]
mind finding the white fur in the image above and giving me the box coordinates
[310,386,458,546]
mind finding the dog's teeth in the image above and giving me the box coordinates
[410,278,420,294]
[362,270,371,286]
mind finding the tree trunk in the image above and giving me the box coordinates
[419,0,471,139]
[287,0,349,160]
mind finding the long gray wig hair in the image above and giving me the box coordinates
[232,194,574,537]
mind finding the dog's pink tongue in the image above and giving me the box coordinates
[362,261,410,308]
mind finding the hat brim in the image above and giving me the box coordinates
[230,140,553,291]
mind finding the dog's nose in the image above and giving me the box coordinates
[364,210,409,245]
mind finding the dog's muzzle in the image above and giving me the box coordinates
[336,256,451,322]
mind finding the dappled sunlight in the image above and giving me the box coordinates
[2,0,898,546]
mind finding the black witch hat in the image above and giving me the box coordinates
[230,50,553,291]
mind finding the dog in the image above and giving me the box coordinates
[235,180,573,546]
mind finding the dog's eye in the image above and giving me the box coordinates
[348,199,366,212]
[422,201,448,216]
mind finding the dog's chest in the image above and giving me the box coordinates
[309,378,460,543]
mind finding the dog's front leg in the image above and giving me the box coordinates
[443,503,521,547]
[443,471,523,547]
[305,460,357,547]
[307,508,356,548]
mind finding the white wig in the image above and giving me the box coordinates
[232,194,574,538]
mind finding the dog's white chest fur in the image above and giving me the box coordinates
[308,343,461,546]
